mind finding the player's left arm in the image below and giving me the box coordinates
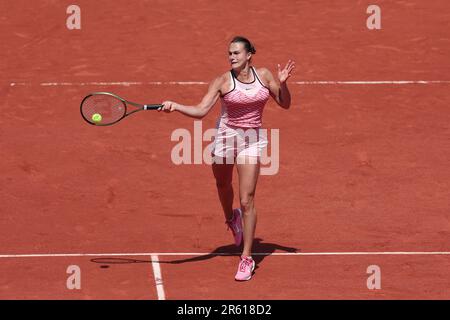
[259,60,295,109]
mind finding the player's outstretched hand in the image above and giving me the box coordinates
[277,60,295,83]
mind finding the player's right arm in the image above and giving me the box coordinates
[160,75,226,119]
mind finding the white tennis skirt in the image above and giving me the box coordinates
[212,120,268,163]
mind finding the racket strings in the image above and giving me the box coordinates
[81,95,126,124]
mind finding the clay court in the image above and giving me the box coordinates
[1,0,449,299]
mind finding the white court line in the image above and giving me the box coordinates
[295,80,450,85]
[1,251,450,258]
[2,251,447,301]
[8,80,450,87]
[9,81,209,87]
[150,254,165,300]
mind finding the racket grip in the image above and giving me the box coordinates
[144,104,163,110]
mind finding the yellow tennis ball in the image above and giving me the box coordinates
[92,113,102,123]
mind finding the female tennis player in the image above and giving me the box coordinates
[160,36,294,281]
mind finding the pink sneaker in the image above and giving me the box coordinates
[225,208,243,246]
[235,256,255,281]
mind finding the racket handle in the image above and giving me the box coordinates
[144,104,163,110]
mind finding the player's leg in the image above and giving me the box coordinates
[212,160,235,221]
[236,158,260,257]
[233,157,259,280]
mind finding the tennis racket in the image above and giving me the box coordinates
[80,92,163,126]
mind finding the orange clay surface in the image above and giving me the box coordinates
[1,0,449,299]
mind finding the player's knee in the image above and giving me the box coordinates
[240,194,255,211]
